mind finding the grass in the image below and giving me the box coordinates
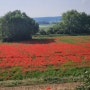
[0,67,90,87]
[60,36,90,44]
[60,38,76,44]
[33,35,90,44]
[0,65,90,87]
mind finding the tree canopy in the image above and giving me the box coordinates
[46,10,90,35]
[0,10,39,42]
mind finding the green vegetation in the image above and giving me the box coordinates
[0,66,90,87]
[0,10,90,38]
[39,10,90,35]
[75,70,90,90]
[39,24,56,35]
[60,38,76,44]
[0,10,39,42]
[0,9,90,88]
[33,35,90,44]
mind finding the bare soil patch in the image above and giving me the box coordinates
[0,82,83,90]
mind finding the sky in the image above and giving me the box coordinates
[0,0,90,18]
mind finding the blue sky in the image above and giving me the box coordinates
[0,0,90,17]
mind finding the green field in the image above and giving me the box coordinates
[39,24,55,30]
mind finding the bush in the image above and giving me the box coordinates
[39,29,47,35]
[75,70,90,90]
[0,10,39,42]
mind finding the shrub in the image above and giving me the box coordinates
[0,10,39,42]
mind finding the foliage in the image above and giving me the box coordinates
[47,10,90,35]
[39,29,47,35]
[75,70,90,90]
[0,10,39,42]
[38,24,56,35]
[0,67,90,87]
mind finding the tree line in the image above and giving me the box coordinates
[0,10,90,42]
[39,10,90,35]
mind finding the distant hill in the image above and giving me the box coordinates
[33,16,62,25]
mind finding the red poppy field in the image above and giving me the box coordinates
[0,35,90,82]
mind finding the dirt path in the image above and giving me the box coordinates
[0,82,83,90]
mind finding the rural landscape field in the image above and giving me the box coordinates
[0,35,90,90]
[0,0,90,90]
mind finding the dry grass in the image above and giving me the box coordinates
[0,82,83,90]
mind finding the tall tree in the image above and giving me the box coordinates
[61,10,81,34]
[48,10,90,35]
[0,10,39,42]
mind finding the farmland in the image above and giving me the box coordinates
[39,24,55,29]
[39,24,55,32]
[0,35,90,88]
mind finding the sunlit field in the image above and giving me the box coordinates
[0,35,90,88]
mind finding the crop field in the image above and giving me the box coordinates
[0,35,90,88]
[39,24,55,30]
[39,24,55,28]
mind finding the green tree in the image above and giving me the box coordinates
[0,10,39,42]
[48,10,90,35]
[61,10,82,34]
[39,29,47,35]
[80,12,90,34]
